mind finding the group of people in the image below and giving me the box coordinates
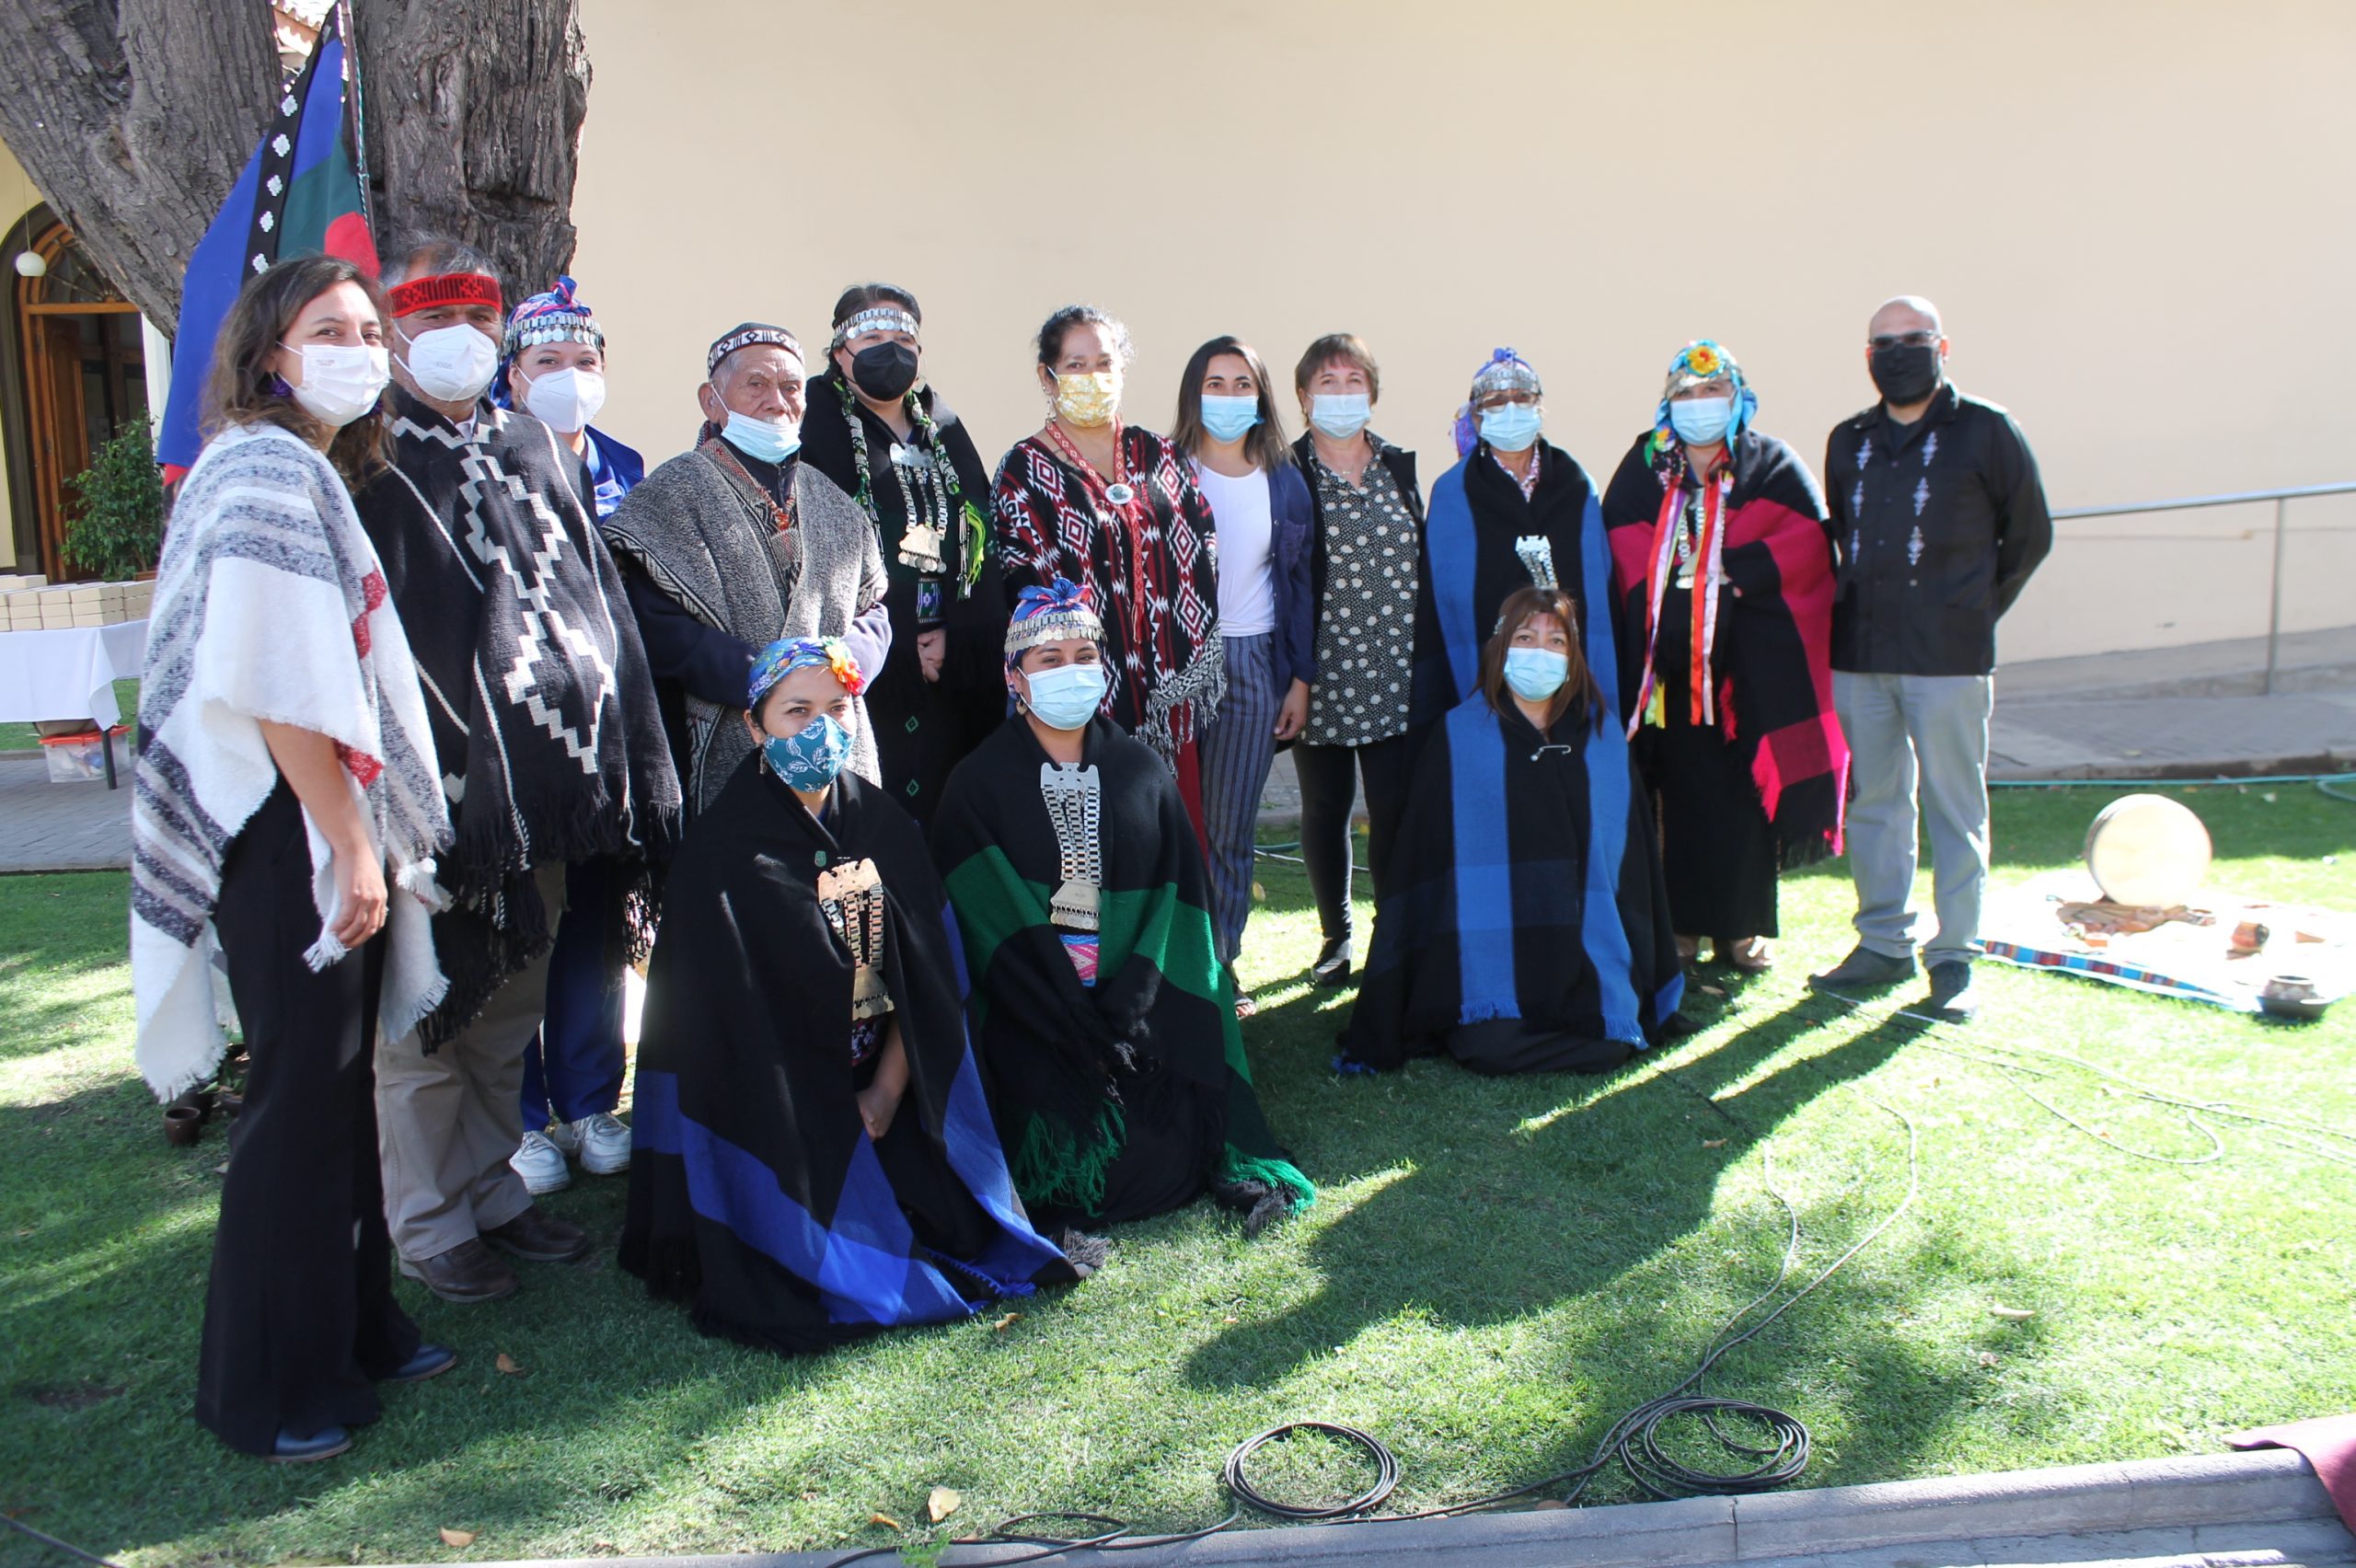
[126,237,2051,1463]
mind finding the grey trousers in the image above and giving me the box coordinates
[1832,672,1993,966]
[375,862,563,1262]
[1199,631,1282,967]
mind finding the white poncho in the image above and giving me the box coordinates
[131,422,452,1101]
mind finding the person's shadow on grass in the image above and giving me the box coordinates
[1182,982,1983,1496]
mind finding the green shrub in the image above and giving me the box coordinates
[62,414,166,582]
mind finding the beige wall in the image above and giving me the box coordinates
[571,0,2356,665]
[0,133,39,571]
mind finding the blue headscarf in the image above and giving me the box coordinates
[747,636,864,712]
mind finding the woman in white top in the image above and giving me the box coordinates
[1172,336,1314,1016]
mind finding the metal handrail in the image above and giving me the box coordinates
[2048,480,2356,694]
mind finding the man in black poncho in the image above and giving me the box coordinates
[619,637,1084,1353]
[353,237,679,1305]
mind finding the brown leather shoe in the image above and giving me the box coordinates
[399,1239,518,1303]
[481,1204,592,1263]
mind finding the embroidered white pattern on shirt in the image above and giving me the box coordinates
[1907,525,1925,566]
[1850,480,1865,517]
[1854,437,1872,470]
[1912,478,1931,516]
[1922,431,1938,467]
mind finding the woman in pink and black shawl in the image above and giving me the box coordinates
[1601,340,1846,974]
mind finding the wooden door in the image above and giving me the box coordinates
[14,223,144,582]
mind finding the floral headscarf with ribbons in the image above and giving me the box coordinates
[1650,340,1757,455]
[747,636,865,712]
[1451,347,1543,457]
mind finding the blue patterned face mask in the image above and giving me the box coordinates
[762,713,852,792]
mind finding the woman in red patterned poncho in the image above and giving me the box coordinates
[990,306,1224,844]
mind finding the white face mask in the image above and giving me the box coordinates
[1309,392,1371,441]
[523,366,606,433]
[397,321,500,404]
[283,341,390,427]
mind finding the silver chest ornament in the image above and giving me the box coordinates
[815,858,892,1020]
[1039,761,1104,931]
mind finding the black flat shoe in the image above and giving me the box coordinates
[384,1343,457,1384]
[1310,937,1354,988]
[268,1424,352,1463]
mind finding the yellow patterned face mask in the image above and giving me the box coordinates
[1054,370,1122,428]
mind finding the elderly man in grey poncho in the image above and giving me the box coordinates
[603,322,891,819]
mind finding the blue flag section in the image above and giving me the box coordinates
[158,13,375,479]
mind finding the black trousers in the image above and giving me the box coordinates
[195,781,421,1455]
[1292,733,1414,950]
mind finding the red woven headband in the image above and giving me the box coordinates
[388,272,504,317]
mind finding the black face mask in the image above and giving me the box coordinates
[1868,342,1942,406]
[849,341,920,403]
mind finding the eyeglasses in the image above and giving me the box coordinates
[1473,390,1540,411]
[1869,330,1941,351]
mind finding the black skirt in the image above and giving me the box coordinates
[1637,586,1780,940]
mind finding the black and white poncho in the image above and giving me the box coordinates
[132,422,453,1101]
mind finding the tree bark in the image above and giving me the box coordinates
[0,0,590,322]
[0,0,278,322]
[355,0,590,294]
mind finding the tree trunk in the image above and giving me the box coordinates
[354,0,590,294]
[0,0,590,323]
[0,0,279,322]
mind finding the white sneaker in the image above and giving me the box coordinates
[510,1129,571,1194]
[569,1111,631,1176]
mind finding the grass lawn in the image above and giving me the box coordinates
[3,783,2351,1566]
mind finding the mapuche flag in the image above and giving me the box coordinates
[156,10,376,480]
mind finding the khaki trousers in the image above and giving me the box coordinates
[375,862,564,1262]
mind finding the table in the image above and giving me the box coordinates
[0,619,149,788]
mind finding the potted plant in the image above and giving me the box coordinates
[62,414,166,582]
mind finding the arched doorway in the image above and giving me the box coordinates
[14,222,147,582]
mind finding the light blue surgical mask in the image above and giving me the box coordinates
[722,407,802,465]
[1198,394,1261,444]
[1022,662,1108,732]
[762,713,851,792]
[1480,403,1542,454]
[1503,647,1569,701]
[1309,393,1370,441]
[1669,395,1735,447]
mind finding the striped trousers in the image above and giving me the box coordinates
[1198,631,1282,967]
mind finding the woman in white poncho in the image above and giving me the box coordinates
[132,256,456,1462]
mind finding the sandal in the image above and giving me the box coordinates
[1726,937,1774,973]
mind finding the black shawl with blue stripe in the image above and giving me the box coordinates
[1340,696,1685,1073]
[619,752,1077,1354]
[1410,441,1612,731]
[1348,443,1683,1072]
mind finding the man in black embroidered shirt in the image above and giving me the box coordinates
[1807,295,2051,1023]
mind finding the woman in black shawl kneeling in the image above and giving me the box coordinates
[620,636,1083,1355]
[1340,587,1687,1076]
[933,581,1314,1235]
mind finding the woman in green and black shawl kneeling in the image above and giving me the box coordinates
[619,636,1087,1355]
[933,580,1314,1235]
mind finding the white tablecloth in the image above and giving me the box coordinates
[0,620,149,730]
